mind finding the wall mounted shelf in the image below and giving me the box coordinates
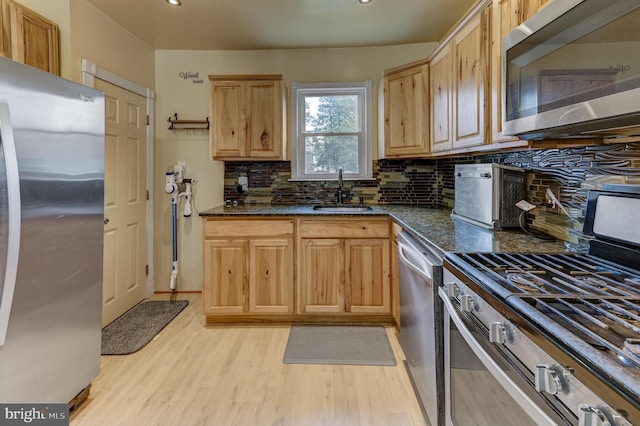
[168,113,209,134]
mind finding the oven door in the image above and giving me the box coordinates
[439,287,570,426]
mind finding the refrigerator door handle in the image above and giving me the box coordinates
[0,102,21,347]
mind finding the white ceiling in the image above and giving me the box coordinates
[85,0,477,50]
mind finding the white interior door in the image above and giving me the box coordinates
[97,78,147,327]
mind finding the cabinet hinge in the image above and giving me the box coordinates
[146,190,149,200]
[146,264,149,276]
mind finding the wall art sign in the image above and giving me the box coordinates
[179,71,204,84]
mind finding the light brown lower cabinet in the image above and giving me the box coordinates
[202,219,294,320]
[346,238,390,313]
[249,239,293,313]
[298,238,345,313]
[203,239,248,315]
[297,218,391,317]
[203,216,392,324]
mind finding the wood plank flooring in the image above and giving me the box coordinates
[70,293,426,426]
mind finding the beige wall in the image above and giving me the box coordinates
[11,1,155,87]
[154,44,437,291]
[69,0,154,88]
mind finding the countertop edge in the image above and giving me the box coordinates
[199,205,570,255]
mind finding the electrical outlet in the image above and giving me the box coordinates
[238,175,248,191]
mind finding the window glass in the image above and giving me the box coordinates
[304,95,359,133]
[291,82,372,180]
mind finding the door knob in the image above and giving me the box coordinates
[104,218,110,224]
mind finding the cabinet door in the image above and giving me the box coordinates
[430,45,453,153]
[249,238,293,314]
[453,11,488,149]
[246,80,283,159]
[298,239,345,314]
[9,1,59,75]
[203,240,248,314]
[491,0,521,144]
[384,64,429,157]
[520,0,551,22]
[346,239,390,314]
[210,80,245,159]
[0,0,10,58]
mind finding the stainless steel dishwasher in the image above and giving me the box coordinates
[397,231,443,426]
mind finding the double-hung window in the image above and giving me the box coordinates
[291,81,372,180]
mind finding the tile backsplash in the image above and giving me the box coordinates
[223,160,440,206]
[223,142,640,242]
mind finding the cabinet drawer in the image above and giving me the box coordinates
[204,218,294,238]
[298,218,389,238]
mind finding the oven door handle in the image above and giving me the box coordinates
[439,288,559,426]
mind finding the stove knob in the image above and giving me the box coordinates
[459,295,474,312]
[534,364,563,395]
[445,282,460,298]
[489,322,507,344]
[578,404,611,426]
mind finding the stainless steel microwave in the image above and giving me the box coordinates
[503,0,640,140]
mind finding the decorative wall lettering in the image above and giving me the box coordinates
[178,71,204,84]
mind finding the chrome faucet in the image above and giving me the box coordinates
[337,168,344,204]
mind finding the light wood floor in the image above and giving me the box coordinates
[70,293,426,426]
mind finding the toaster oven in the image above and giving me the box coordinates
[451,164,525,230]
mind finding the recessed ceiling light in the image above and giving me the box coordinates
[358,0,372,3]
[166,0,181,6]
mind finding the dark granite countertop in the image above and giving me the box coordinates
[200,204,572,257]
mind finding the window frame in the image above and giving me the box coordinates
[290,81,372,181]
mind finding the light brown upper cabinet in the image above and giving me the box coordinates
[209,75,286,161]
[430,44,453,153]
[521,0,551,21]
[382,60,430,158]
[452,10,489,149]
[430,4,490,154]
[0,0,9,58]
[0,0,59,75]
[392,0,561,158]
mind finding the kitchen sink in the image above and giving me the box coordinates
[312,204,373,212]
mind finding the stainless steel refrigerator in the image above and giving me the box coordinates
[0,56,104,403]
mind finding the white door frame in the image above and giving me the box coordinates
[81,58,155,298]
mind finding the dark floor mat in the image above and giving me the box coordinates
[101,300,188,355]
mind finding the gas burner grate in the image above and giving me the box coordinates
[457,252,640,298]
[518,295,640,367]
[453,251,640,368]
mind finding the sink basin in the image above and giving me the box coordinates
[312,204,373,212]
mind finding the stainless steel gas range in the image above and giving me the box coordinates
[441,185,640,426]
